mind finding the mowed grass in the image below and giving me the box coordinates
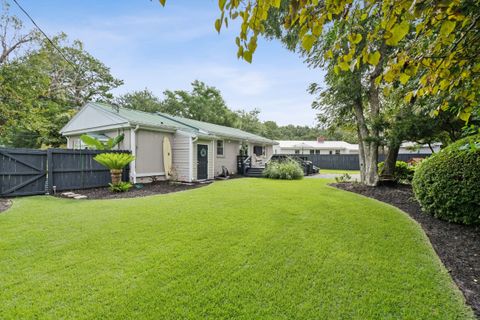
[0,179,473,319]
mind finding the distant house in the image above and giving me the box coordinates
[274,137,440,156]
[60,102,277,183]
[273,137,359,155]
[398,141,441,154]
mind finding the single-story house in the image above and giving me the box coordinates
[398,141,441,154]
[273,137,359,155]
[60,102,277,183]
[274,137,441,156]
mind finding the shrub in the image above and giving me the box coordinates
[412,134,480,225]
[263,159,304,180]
[109,181,133,192]
[334,173,351,183]
[378,160,415,183]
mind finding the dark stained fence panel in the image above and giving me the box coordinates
[278,153,432,170]
[1,148,131,197]
[48,149,130,192]
[0,148,47,196]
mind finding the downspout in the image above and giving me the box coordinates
[130,125,140,184]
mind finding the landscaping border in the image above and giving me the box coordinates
[333,182,480,318]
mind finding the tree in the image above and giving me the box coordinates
[234,109,264,135]
[115,89,163,113]
[0,1,37,64]
[159,80,239,127]
[198,0,479,122]
[0,30,122,148]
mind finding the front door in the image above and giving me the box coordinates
[197,144,208,180]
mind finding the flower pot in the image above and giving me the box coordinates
[110,169,123,185]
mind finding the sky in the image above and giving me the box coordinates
[9,0,325,126]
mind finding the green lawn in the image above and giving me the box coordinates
[319,169,360,174]
[0,179,473,319]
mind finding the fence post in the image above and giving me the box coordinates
[47,149,53,194]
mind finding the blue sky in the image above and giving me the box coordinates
[10,0,324,125]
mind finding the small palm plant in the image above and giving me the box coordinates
[94,153,135,184]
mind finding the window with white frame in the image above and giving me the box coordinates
[216,140,224,156]
[335,150,341,154]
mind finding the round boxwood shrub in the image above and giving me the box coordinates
[412,134,480,225]
[263,159,304,180]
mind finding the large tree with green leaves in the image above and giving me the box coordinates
[0,27,122,147]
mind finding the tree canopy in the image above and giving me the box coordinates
[159,0,479,123]
[0,4,122,148]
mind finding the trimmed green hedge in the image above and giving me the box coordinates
[412,134,480,225]
[263,159,304,180]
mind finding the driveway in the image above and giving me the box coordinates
[307,173,361,180]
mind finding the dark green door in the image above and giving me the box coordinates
[197,144,208,180]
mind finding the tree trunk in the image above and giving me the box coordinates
[353,97,378,186]
[381,144,400,178]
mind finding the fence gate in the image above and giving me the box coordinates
[0,148,47,197]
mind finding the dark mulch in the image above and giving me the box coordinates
[55,181,209,200]
[0,198,12,213]
[333,182,480,318]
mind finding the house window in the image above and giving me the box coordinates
[335,150,341,155]
[253,146,264,156]
[315,150,320,154]
[329,150,333,155]
[310,150,315,154]
[216,140,224,156]
[295,149,300,154]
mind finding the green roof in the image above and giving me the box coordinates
[157,113,275,144]
[92,102,191,131]
[93,103,275,144]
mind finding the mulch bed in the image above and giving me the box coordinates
[0,198,12,213]
[55,181,209,200]
[333,182,480,318]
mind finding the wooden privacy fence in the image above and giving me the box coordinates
[0,148,47,197]
[0,148,130,197]
[279,153,431,170]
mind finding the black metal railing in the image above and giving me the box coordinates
[236,155,251,175]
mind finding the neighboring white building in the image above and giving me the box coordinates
[273,137,359,155]
[398,142,442,154]
[273,138,440,156]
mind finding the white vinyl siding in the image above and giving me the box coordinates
[172,131,192,182]
[214,140,240,176]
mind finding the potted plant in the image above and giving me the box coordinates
[93,153,135,184]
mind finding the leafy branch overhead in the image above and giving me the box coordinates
[159,0,479,123]
[80,133,125,150]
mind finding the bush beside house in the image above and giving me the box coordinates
[263,159,304,180]
[412,134,480,225]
